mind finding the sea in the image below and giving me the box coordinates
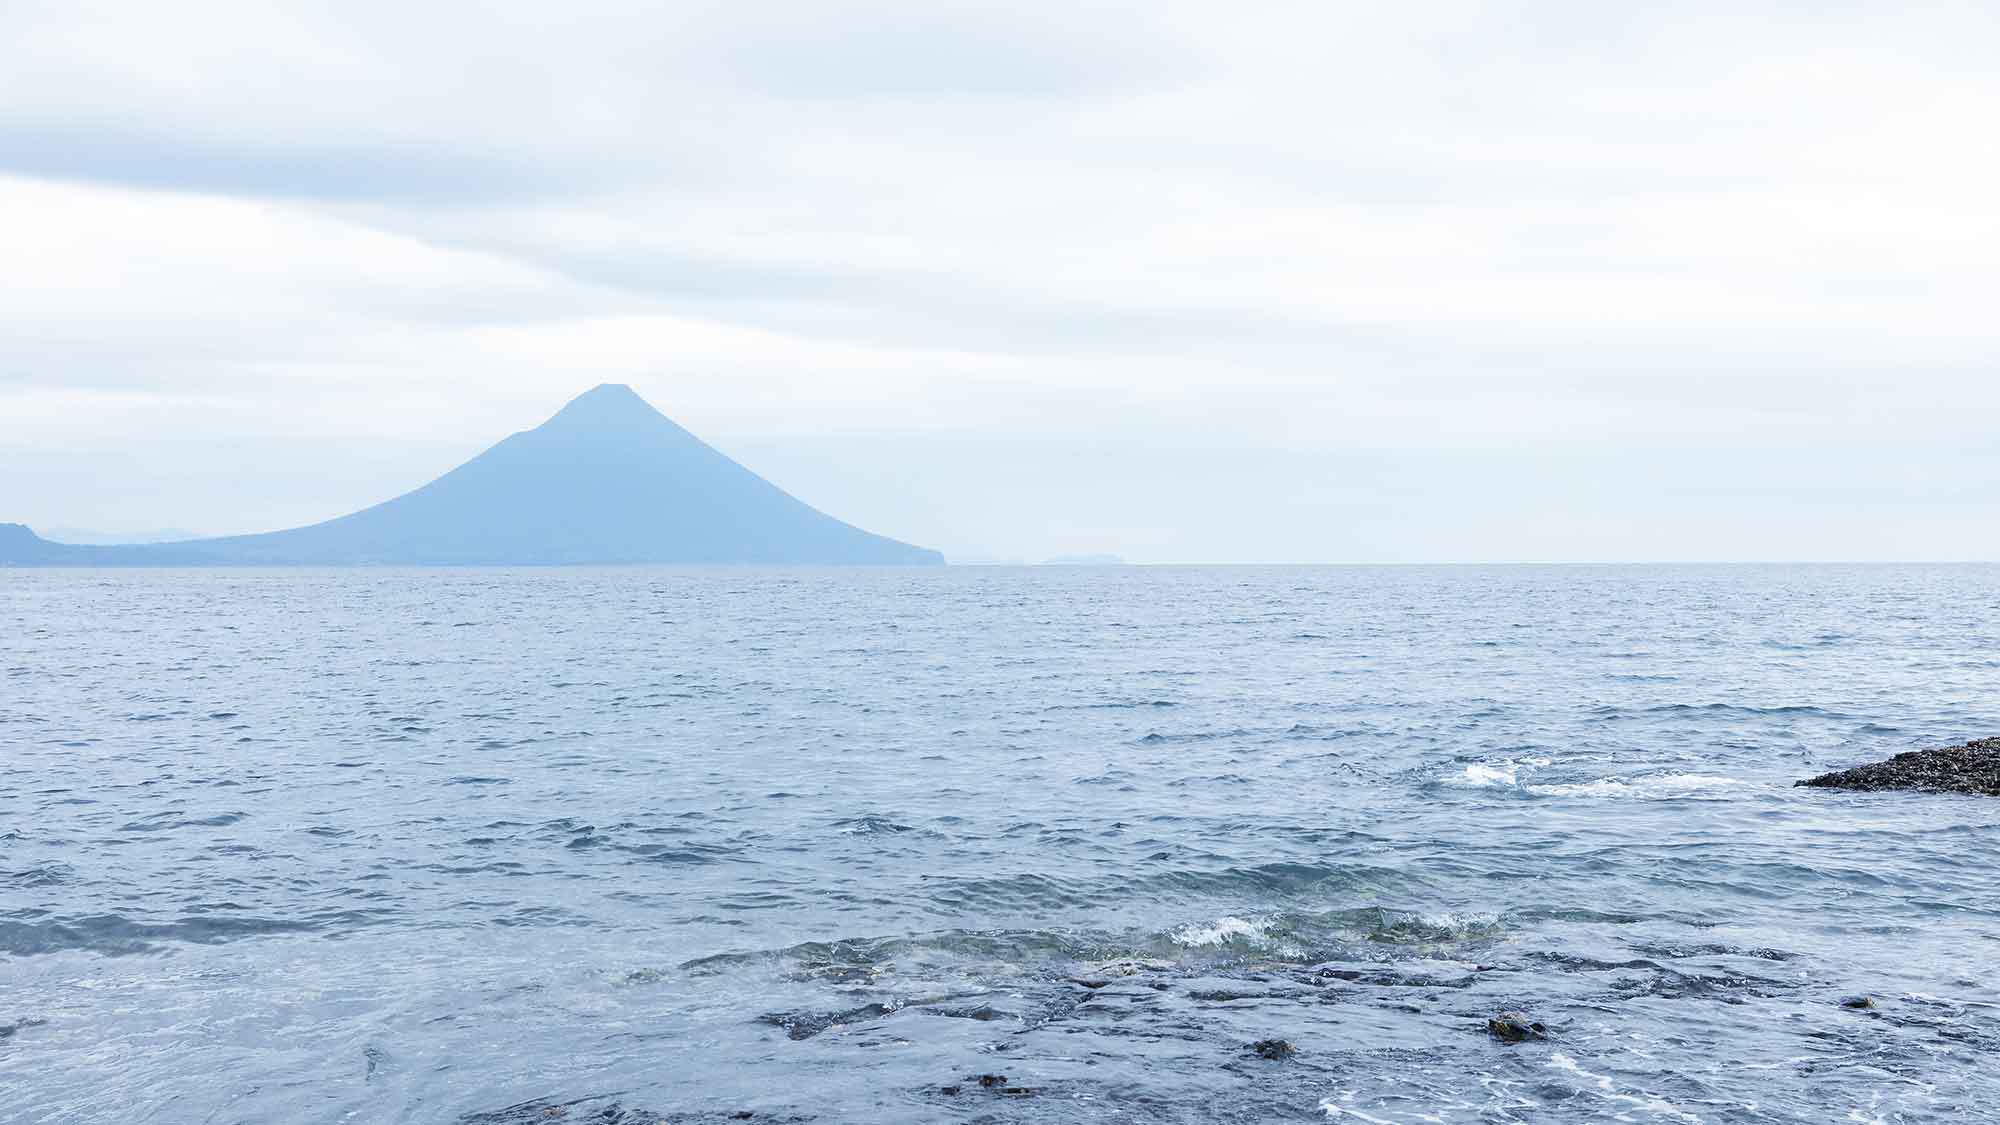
[4,564,1999,1124]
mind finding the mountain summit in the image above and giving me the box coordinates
[2,385,944,566]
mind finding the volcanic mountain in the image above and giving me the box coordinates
[1,384,944,566]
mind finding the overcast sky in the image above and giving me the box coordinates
[4,1,1996,562]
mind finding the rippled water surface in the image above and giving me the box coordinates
[6,565,2000,1123]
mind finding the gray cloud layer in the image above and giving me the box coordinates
[3,1,1996,560]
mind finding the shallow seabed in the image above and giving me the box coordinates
[4,564,1999,1123]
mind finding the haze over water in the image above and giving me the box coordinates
[5,564,1999,1123]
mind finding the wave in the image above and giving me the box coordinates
[1439,757,1746,801]
[1138,728,1257,745]
[1438,756,1552,790]
[1640,702,1847,718]
[681,901,1514,986]
[117,811,248,832]
[1527,774,1744,800]
[1454,762,1519,788]
[831,816,919,836]
[1165,906,1504,958]
[4,862,76,888]
[1545,1052,1702,1122]
[917,860,1415,915]
[1169,914,1280,950]
[0,910,377,956]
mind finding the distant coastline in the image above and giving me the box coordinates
[1040,553,1128,565]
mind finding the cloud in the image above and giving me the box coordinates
[2,0,1997,558]
[679,1,1197,98]
[0,117,604,204]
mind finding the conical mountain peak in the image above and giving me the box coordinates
[540,382,668,431]
[1,385,944,566]
[569,382,648,408]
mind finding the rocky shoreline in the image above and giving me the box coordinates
[451,946,1925,1125]
[1796,738,2000,796]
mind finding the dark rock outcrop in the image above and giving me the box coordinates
[1795,739,2000,796]
[757,1002,896,1040]
[1487,1012,1548,1042]
[937,1074,1036,1098]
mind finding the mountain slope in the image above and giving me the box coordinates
[3,385,944,566]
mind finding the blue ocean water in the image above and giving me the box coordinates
[4,564,1999,1123]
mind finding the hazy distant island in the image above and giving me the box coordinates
[36,526,209,545]
[0,384,943,567]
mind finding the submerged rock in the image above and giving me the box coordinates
[1795,738,2000,796]
[757,1002,895,1040]
[1068,957,1177,989]
[1487,1012,1548,1043]
[924,1002,1011,1022]
[938,1074,1037,1098]
[460,1098,801,1124]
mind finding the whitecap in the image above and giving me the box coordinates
[1453,762,1518,788]
[1319,1096,1403,1123]
[1546,1051,1701,1121]
[1443,755,1555,789]
[1370,910,1502,944]
[1169,914,1271,948]
[1527,774,1743,800]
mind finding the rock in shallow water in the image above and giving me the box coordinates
[460,1098,795,1124]
[1487,1012,1548,1043]
[1795,738,2000,796]
[757,1002,895,1040]
[938,1074,1037,1098]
